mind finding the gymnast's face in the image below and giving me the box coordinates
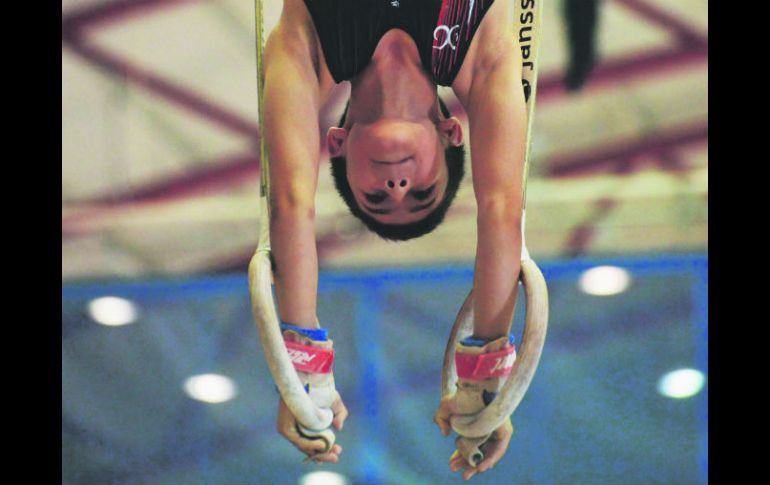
[327,117,462,225]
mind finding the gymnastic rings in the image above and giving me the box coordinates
[441,258,549,466]
[248,248,336,453]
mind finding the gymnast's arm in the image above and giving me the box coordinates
[456,38,528,342]
[434,26,528,482]
[263,24,324,329]
[263,21,348,463]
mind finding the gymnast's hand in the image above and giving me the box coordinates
[434,396,514,480]
[276,394,349,463]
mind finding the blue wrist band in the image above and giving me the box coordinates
[461,334,515,347]
[280,322,328,342]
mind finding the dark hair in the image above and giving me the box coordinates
[330,97,466,241]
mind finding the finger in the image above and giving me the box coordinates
[330,444,343,455]
[277,399,335,457]
[303,443,343,464]
[477,425,513,471]
[448,451,478,481]
[331,399,349,431]
[477,455,496,473]
[304,453,337,464]
[476,441,503,472]
[448,450,462,470]
[308,451,340,464]
[434,399,458,437]
[462,467,478,481]
[278,423,330,456]
[437,396,461,416]
[477,440,509,471]
[294,436,330,456]
[433,407,447,425]
[305,445,343,463]
[434,413,451,437]
[450,457,466,473]
[449,450,471,473]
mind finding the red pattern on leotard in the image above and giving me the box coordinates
[431,0,493,84]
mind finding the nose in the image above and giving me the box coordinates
[384,177,410,203]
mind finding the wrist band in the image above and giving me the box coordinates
[283,339,335,374]
[280,322,329,342]
[460,334,515,347]
[456,343,517,381]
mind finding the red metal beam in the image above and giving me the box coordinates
[63,40,261,139]
[84,153,260,206]
[546,121,707,178]
[62,0,194,38]
[613,0,707,47]
[62,152,260,237]
[536,43,707,103]
[63,0,261,142]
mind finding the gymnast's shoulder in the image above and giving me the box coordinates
[264,0,335,94]
[452,0,523,100]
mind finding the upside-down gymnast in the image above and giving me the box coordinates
[263,0,528,479]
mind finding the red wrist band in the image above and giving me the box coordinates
[284,339,334,374]
[455,345,517,381]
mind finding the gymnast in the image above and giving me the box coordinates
[261,0,529,479]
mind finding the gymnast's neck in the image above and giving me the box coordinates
[346,29,442,126]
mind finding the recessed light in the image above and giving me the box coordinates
[299,471,349,485]
[657,368,706,399]
[87,296,138,326]
[578,265,631,296]
[183,374,238,403]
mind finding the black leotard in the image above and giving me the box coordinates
[303,0,495,86]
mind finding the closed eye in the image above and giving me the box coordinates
[364,192,388,204]
[410,185,435,201]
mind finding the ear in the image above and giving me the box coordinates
[327,127,348,157]
[438,117,463,147]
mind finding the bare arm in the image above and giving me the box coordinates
[263,24,323,329]
[437,55,527,472]
[263,25,350,463]
[460,42,528,341]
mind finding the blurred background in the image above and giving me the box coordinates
[62,0,708,484]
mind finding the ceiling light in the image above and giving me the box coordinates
[87,296,138,326]
[578,265,631,296]
[183,374,238,403]
[299,471,349,485]
[657,368,706,399]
